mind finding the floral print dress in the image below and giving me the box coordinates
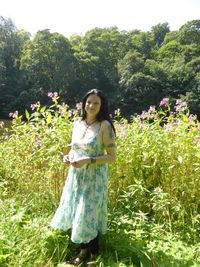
[50,121,108,244]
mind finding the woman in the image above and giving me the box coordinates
[50,89,116,266]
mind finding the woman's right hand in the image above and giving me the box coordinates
[63,154,71,164]
[63,152,75,164]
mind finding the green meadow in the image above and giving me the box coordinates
[0,96,199,267]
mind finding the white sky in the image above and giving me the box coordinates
[1,0,200,37]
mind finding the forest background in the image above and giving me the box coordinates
[0,16,200,119]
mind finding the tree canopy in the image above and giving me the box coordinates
[0,16,200,118]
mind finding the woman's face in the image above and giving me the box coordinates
[85,94,101,119]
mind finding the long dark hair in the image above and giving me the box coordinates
[81,89,116,135]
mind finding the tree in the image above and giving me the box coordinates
[155,40,182,60]
[181,44,200,63]
[151,22,170,47]
[73,51,100,93]
[78,27,124,103]
[20,30,77,106]
[0,16,30,116]
[178,20,200,45]
[183,72,200,118]
[1,19,200,118]
[128,31,154,59]
[118,51,161,113]
[161,57,194,98]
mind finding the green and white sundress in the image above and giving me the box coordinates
[50,121,108,244]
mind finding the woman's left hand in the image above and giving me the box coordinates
[70,157,90,168]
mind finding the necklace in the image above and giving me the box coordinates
[81,119,97,139]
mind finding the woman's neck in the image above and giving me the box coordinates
[85,116,97,124]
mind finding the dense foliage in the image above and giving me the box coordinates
[0,95,199,266]
[0,16,200,118]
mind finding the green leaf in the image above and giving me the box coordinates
[40,106,46,113]
[25,109,30,120]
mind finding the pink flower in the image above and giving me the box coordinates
[48,92,58,99]
[35,140,42,147]
[148,106,156,114]
[116,122,128,136]
[159,98,169,107]
[140,111,147,120]
[9,111,18,118]
[76,102,82,110]
[48,92,53,98]
[114,108,120,115]
[9,112,14,118]
[0,121,4,128]
[57,103,69,115]
[58,105,63,114]
[57,105,65,115]
[194,137,199,145]
[174,100,187,112]
[188,114,195,125]
[30,103,37,111]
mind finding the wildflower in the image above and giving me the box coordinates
[57,103,68,116]
[68,109,73,117]
[9,111,18,118]
[35,140,42,147]
[30,103,38,111]
[76,102,82,110]
[174,100,187,112]
[14,111,18,118]
[165,123,173,131]
[176,99,181,105]
[48,92,53,98]
[159,98,169,107]
[48,92,58,99]
[58,105,63,114]
[188,114,196,125]
[0,121,4,128]
[116,122,128,137]
[114,108,120,115]
[148,106,156,114]
[61,102,68,108]
[194,137,199,145]
[140,111,147,120]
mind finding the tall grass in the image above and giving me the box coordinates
[0,95,199,266]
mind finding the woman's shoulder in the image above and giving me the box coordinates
[100,120,112,132]
[101,120,110,127]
